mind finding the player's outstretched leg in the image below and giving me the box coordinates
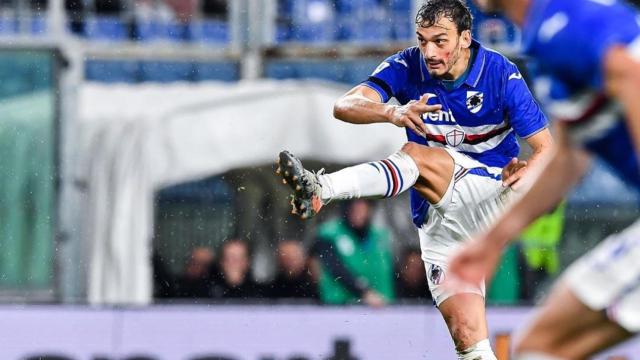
[276,147,421,219]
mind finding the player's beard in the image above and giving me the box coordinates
[428,37,463,79]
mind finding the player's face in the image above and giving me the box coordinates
[416,17,471,79]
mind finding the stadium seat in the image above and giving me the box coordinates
[85,16,128,41]
[191,20,230,44]
[139,61,195,82]
[132,19,162,42]
[391,11,413,41]
[337,6,391,43]
[29,16,47,35]
[85,60,139,83]
[192,61,240,82]
[0,16,18,36]
[290,0,335,43]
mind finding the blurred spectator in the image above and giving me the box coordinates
[314,199,395,307]
[517,201,566,301]
[65,0,85,34]
[95,0,125,15]
[174,246,216,298]
[395,247,431,302]
[212,238,263,299]
[165,0,197,23]
[201,0,227,18]
[152,251,175,298]
[267,239,318,300]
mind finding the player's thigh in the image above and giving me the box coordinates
[514,281,632,359]
[438,292,489,350]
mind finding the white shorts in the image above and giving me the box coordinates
[419,148,513,306]
[564,219,640,332]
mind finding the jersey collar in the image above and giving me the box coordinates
[521,0,553,54]
[464,40,486,88]
[419,39,486,88]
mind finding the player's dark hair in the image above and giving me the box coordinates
[415,0,473,34]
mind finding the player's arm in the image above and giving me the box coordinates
[503,128,554,188]
[603,46,640,154]
[333,85,441,137]
[449,123,591,283]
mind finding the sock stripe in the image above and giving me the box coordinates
[377,161,392,197]
[387,159,404,195]
[381,159,399,197]
[368,162,381,173]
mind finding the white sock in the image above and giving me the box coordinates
[457,339,497,360]
[318,150,419,201]
[513,352,564,360]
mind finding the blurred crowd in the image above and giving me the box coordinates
[153,199,432,306]
[153,195,566,306]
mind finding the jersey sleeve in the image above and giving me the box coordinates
[504,61,549,138]
[361,51,410,103]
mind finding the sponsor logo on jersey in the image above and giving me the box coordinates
[446,129,466,147]
[466,91,484,114]
[423,109,457,123]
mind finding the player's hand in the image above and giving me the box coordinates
[388,93,442,138]
[447,235,502,288]
[362,289,387,308]
[501,157,528,190]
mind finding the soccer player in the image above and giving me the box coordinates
[277,1,553,358]
[449,0,640,358]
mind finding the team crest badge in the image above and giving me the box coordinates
[429,264,445,285]
[466,91,484,114]
[446,129,466,147]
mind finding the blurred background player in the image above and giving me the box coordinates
[450,0,640,358]
[278,0,553,357]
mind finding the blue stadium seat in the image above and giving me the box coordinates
[163,21,192,41]
[29,16,47,35]
[139,61,195,82]
[337,6,391,43]
[191,20,229,44]
[133,20,162,41]
[335,0,380,14]
[0,16,18,35]
[192,62,240,82]
[264,61,299,80]
[388,0,412,11]
[290,0,335,43]
[85,60,139,83]
[85,16,128,40]
[391,11,413,41]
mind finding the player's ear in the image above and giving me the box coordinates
[460,29,472,49]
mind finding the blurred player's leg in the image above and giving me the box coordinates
[513,282,632,359]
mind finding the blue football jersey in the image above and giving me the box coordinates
[523,0,640,190]
[363,40,548,226]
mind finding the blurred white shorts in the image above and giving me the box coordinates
[418,148,512,305]
[564,219,640,332]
